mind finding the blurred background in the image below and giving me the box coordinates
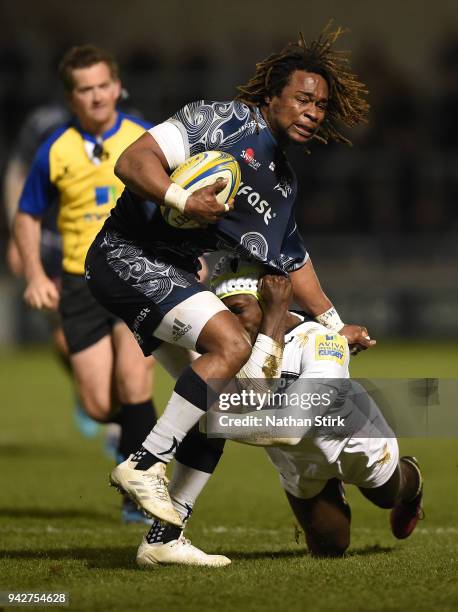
[0,0,457,345]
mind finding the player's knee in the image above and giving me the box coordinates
[370,496,396,510]
[116,370,151,404]
[307,531,350,557]
[214,331,251,373]
[79,392,111,422]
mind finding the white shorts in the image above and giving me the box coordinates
[266,435,399,499]
[153,291,228,350]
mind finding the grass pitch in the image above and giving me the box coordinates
[1,342,457,611]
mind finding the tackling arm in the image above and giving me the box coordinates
[236,275,292,390]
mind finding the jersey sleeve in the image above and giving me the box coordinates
[168,100,222,157]
[18,141,57,216]
[279,210,309,272]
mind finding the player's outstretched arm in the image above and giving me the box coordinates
[115,133,232,224]
[289,258,333,316]
[289,259,375,352]
[13,211,59,310]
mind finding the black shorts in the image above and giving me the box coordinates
[59,272,119,354]
[85,226,221,356]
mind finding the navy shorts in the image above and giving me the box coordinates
[85,226,227,355]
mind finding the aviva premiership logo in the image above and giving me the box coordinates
[315,334,346,365]
[172,318,192,342]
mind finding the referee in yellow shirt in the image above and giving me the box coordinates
[14,45,156,523]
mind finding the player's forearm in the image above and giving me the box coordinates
[115,134,171,202]
[3,158,27,228]
[289,258,333,316]
[13,212,46,282]
[259,311,286,348]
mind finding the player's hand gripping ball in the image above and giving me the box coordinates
[161,151,241,229]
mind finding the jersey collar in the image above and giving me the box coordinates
[73,111,124,144]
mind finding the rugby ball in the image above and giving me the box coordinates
[161,150,241,229]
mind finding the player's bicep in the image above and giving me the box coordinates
[148,121,188,172]
[115,131,171,175]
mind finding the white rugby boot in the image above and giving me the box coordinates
[136,535,231,568]
[110,457,182,527]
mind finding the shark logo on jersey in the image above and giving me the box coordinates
[274,179,293,198]
[237,182,275,225]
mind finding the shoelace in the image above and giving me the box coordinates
[178,536,194,549]
[142,473,171,503]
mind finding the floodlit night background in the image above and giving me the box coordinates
[1,0,457,344]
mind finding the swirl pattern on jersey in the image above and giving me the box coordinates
[239,232,269,261]
[171,101,266,155]
[102,230,192,303]
[268,252,306,273]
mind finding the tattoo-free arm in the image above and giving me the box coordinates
[13,211,59,310]
[289,258,333,316]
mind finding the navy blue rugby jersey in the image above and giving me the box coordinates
[109,100,308,274]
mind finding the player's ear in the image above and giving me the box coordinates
[113,79,122,99]
[66,90,76,113]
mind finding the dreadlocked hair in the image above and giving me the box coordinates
[236,25,369,146]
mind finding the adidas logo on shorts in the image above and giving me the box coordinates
[172,318,192,342]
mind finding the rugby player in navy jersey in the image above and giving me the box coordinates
[86,27,375,525]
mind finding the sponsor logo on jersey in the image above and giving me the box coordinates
[269,161,275,171]
[237,182,275,225]
[172,318,192,342]
[234,119,258,136]
[315,334,346,365]
[133,307,151,332]
[240,148,261,170]
[133,331,144,346]
[95,186,117,206]
[84,211,111,222]
[274,179,293,198]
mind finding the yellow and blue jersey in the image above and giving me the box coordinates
[19,111,151,275]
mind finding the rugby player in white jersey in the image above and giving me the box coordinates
[135,256,423,566]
